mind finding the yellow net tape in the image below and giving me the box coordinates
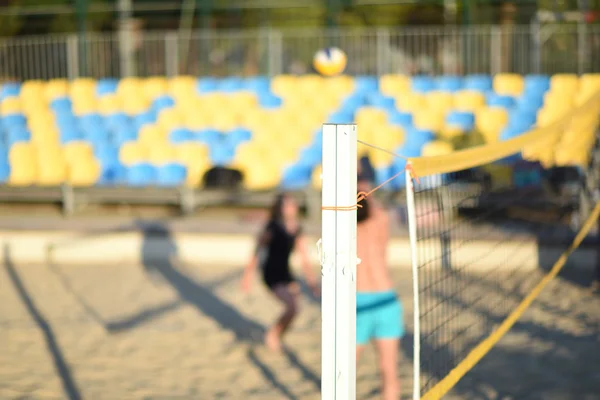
[408,90,600,177]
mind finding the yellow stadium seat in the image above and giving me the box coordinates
[421,140,454,157]
[69,78,96,99]
[9,161,37,186]
[356,107,387,126]
[119,142,147,166]
[9,142,36,166]
[36,153,67,186]
[97,94,121,115]
[168,76,196,99]
[426,91,454,114]
[228,92,258,110]
[184,112,211,130]
[144,77,168,100]
[493,73,524,97]
[0,97,21,115]
[63,141,94,166]
[271,75,299,98]
[413,110,445,132]
[312,165,322,190]
[370,150,394,168]
[20,80,44,101]
[122,96,150,116]
[380,74,411,97]
[549,74,579,95]
[242,163,281,191]
[395,92,426,113]
[322,75,355,98]
[31,126,60,146]
[148,145,177,165]
[69,158,101,187]
[475,107,508,143]
[174,143,210,187]
[209,113,240,131]
[118,77,143,96]
[139,125,166,147]
[453,90,486,112]
[72,98,97,116]
[157,108,184,132]
[543,91,574,110]
[44,79,69,101]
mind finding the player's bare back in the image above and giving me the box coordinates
[356,198,394,292]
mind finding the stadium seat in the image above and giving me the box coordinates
[9,142,36,165]
[0,82,21,100]
[127,163,156,186]
[95,143,120,167]
[366,93,395,110]
[444,111,475,137]
[413,110,444,132]
[356,107,387,126]
[197,77,220,94]
[499,125,529,141]
[243,76,271,95]
[69,158,101,187]
[6,127,31,146]
[258,92,283,109]
[9,161,37,186]
[475,107,509,143]
[437,76,463,92]
[388,110,413,129]
[524,74,550,96]
[144,77,168,99]
[508,109,536,131]
[311,165,322,189]
[426,91,454,114]
[463,75,492,92]
[1,98,21,115]
[148,145,177,165]
[97,94,121,115]
[242,162,281,190]
[549,74,579,95]
[120,142,147,165]
[226,128,252,147]
[354,76,379,94]
[210,142,235,166]
[156,163,187,186]
[0,161,10,183]
[168,76,196,100]
[44,79,69,102]
[133,110,157,131]
[36,151,67,186]
[493,74,524,97]
[196,129,222,146]
[281,164,312,190]
[168,127,195,144]
[411,76,436,93]
[138,125,165,147]
[395,92,426,113]
[404,128,436,152]
[486,93,515,109]
[63,141,94,166]
[2,113,27,129]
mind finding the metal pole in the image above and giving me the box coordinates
[118,0,134,77]
[75,0,88,77]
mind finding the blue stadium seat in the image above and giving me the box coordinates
[169,128,195,144]
[0,82,20,100]
[105,113,131,132]
[113,126,138,146]
[7,127,30,146]
[374,166,394,187]
[258,93,283,109]
[366,93,395,110]
[156,163,187,186]
[50,97,73,114]
[339,94,365,115]
[404,128,435,151]
[127,163,156,186]
[508,109,536,131]
[60,126,84,144]
[388,110,413,129]
[464,75,493,92]
[210,142,235,166]
[79,113,104,131]
[0,161,9,183]
[196,129,222,146]
[411,76,436,93]
[0,146,8,162]
[95,143,120,167]
[152,96,175,113]
[354,76,379,94]
[98,164,127,185]
[226,128,252,147]
[516,93,544,113]
[437,76,463,92]
[524,74,550,96]
[132,111,157,132]
[281,164,312,190]
[486,93,515,109]
[243,76,271,94]
[327,111,354,124]
[297,145,322,169]
[445,111,475,131]
[218,77,245,93]
[83,125,111,146]
[1,114,27,129]
[196,77,219,93]
[96,78,119,96]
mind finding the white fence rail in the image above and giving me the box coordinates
[1,25,599,81]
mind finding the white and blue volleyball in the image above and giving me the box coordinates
[313,47,347,77]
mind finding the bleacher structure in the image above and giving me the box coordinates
[0,73,599,213]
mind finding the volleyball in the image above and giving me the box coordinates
[313,47,347,77]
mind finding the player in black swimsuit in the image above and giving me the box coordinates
[242,193,319,350]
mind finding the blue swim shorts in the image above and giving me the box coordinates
[356,291,405,345]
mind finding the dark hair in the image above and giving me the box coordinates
[269,193,287,222]
[357,194,370,223]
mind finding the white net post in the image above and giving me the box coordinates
[320,123,358,400]
[405,165,421,400]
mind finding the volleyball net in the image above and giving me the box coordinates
[320,85,600,399]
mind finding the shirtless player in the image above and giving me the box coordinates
[356,177,404,400]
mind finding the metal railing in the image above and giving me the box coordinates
[1,24,599,82]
